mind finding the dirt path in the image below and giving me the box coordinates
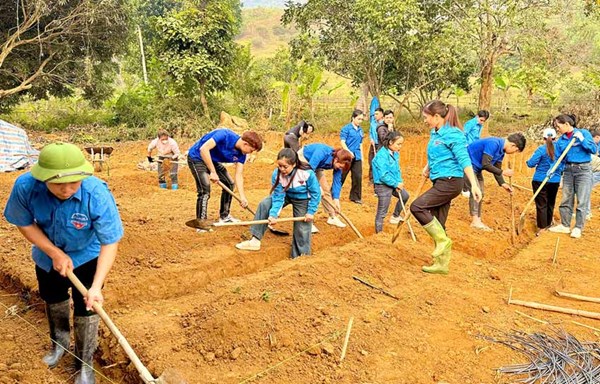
[1,132,599,383]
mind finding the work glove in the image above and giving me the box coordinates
[147,156,153,163]
[573,131,584,142]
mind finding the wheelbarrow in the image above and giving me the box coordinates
[84,146,114,175]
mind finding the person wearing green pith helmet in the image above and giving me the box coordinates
[4,142,124,384]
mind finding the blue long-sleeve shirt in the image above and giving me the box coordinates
[554,128,598,164]
[372,147,403,188]
[526,144,563,183]
[269,168,321,218]
[427,124,473,181]
[340,122,364,160]
[369,97,381,144]
[463,117,483,145]
[302,143,342,199]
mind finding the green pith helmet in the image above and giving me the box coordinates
[31,142,94,183]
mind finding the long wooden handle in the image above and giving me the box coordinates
[213,217,306,227]
[66,271,155,383]
[392,175,428,244]
[321,196,363,239]
[217,180,256,216]
[519,137,577,220]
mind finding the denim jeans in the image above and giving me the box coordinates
[586,171,600,215]
[465,172,485,217]
[559,162,592,229]
[250,196,312,259]
[374,184,409,233]
[187,158,234,220]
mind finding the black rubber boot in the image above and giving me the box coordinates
[74,315,99,384]
[42,300,71,368]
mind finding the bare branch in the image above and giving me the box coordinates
[0,54,54,98]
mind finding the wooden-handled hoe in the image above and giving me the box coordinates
[67,271,186,384]
[517,137,576,235]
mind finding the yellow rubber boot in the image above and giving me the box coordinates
[422,218,452,257]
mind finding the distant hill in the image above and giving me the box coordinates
[242,0,306,8]
[237,8,296,57]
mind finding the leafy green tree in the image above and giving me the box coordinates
[153,0,242,118]
[0,0,129,108]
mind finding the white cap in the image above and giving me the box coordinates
[543,127,557,139]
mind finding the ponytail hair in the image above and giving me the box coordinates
[332,148,353,172]
[383,131,403,149]
[545,136,555,161]
[422,100,462,129]
[270,148,311,194]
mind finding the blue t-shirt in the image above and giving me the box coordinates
[340,123,364,160]
[188,128,247,164]
[302,143,342,199]
[464,117,482,145]
[4,173,124,272]
[427,124,472,181]
[526,144,563,183]
[468,137,506,174]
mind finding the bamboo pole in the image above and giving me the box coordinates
[555,290,600,304]
[512,183,533,192]
[515,310,548,325]
[508,298,600,320]
[552,238,560,265]
[339,317,354,363]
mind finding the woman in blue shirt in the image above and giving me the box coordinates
[4,143,124,384]
[409,100,482,275]
[187,128,263,231]
[340,109,365,204]
[372,131,409,233]
[236,148,322,258]
[548,114,598,239]
[526,128,564,235]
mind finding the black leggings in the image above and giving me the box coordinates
[36,258,98,317]
[188,158,234,220]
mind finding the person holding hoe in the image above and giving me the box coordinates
[235,148,321,258]
[146,130,182,190]
[298,143,353,229]
[526,128,564,235]
[284,120,314,152]
[410,100,482,275]
[4,142,124,384]
[548,114,598,238]
[461,110,490,197]
[466,133,526,231]
[372,131,409,233]
[187,128,263,232]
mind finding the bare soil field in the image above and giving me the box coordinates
[1,132,599,384]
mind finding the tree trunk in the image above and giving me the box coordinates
[199,82,211,119]
[355,82,369,114]
[478,56,495,137]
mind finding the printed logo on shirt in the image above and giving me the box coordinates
[434,140,444,146]
[70,213,89,230]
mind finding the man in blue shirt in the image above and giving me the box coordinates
[187,128,263,231]
[368,99,383,184]
[4,142,123,384]
[466,133,526,230]
[340,109,365,204]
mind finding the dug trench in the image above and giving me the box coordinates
[1,132,599,383]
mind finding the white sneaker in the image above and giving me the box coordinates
[548,224,571,234]
[235,237,261,251]
[461,190,470,198]
[586,213,592,221]
[218,215,240,224]
[570,227,582,239]
[196,228,213,233]
[327,216,346,228]
[389,215,404,224]
[311,224,319,234]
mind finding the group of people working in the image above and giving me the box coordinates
[2,99,600,384]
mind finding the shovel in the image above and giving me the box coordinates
[213,217,306,227]
[392,175,428,244]
[66,271,185,384]
[517,137,576,234]
[216,180,290,236]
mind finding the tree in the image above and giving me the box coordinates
[154,0,242,118]
[0,0,129,108]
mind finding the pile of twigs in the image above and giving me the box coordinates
[483,328,600,383]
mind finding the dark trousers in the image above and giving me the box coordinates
[188,158,234,220]
[368,145,375,184]
[532,180,559,229]
[36,258,98,317]
[374,184,409,233]
[341,159,362,201]
[410,177,464,228]
[283,134,300,152]
[251,196,312,258]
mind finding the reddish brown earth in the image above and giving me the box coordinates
[1,132,599,384]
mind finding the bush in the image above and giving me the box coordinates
[111,86,156,127]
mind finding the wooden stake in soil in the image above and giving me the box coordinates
[552,238,560,265]
[555,290,600,304]
[508,295,600,321]
[339,317,354,363]
[509,161,515,245]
